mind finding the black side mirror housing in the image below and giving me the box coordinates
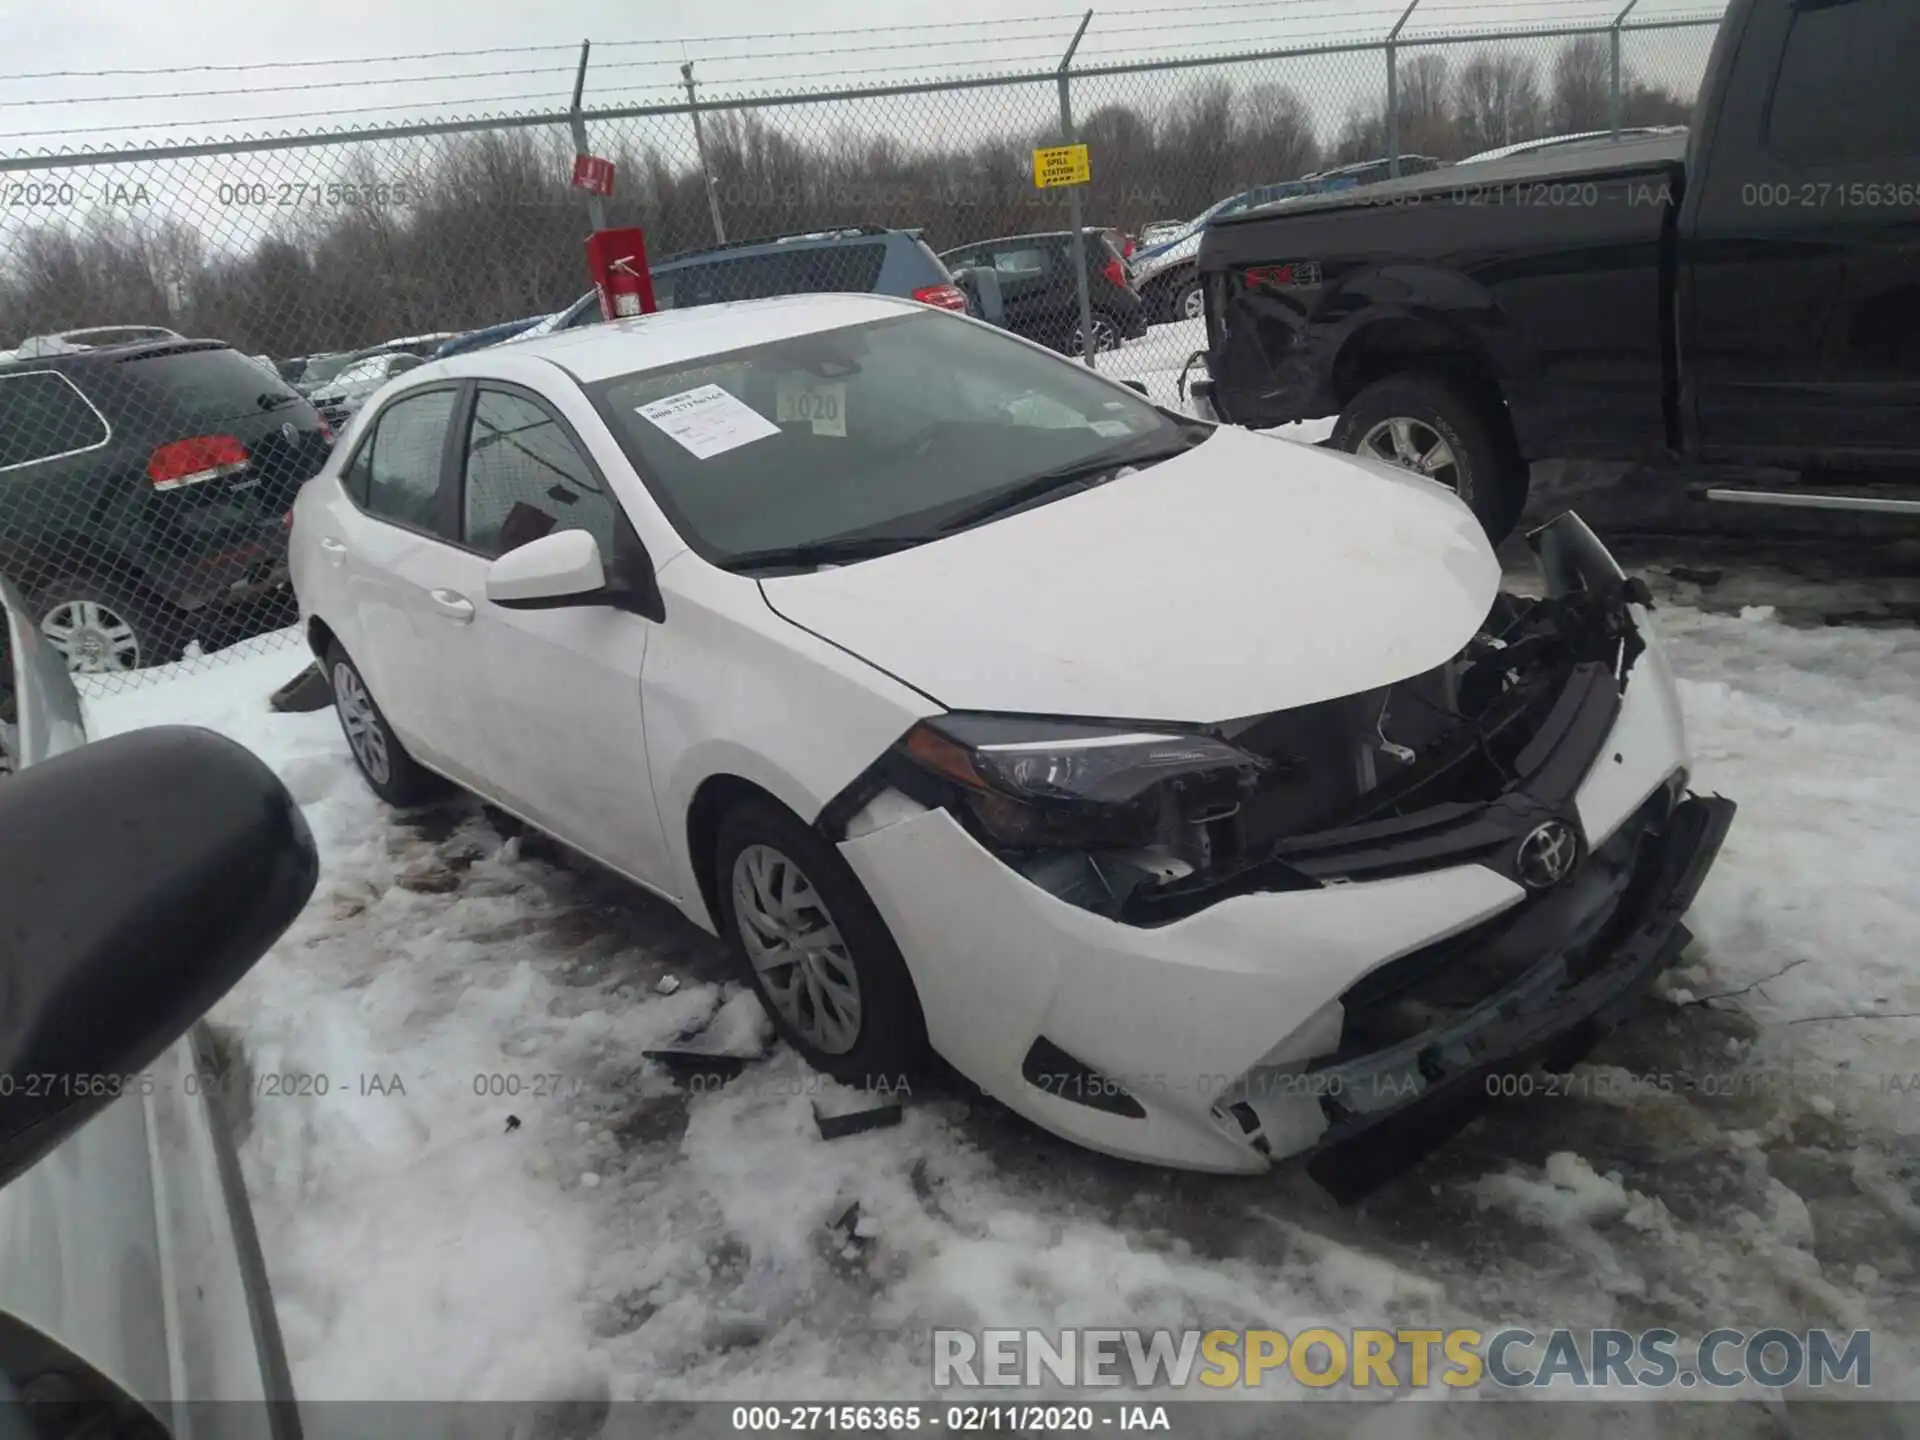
[0,726,318,1191]
[1120,379,1150,397]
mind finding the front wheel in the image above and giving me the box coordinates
[1331,373,1528,542]
[324,641,444,806]
[715,797,926,1087]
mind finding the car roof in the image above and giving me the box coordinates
[0,335,231,375]
[417,292,922,386]
[939,229,1107,252]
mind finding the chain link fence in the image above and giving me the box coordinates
[0,8,1724,692]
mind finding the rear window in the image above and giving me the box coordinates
[118,347,288,428]
[0,370,110,470]
[656,242,889,310]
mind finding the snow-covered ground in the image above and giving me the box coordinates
[81,566,1920,1428]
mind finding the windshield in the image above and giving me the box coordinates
[585,311,1191,566]
[299,353,355,385]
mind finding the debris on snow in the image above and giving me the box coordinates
[654,974,682,996]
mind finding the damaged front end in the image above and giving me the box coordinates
[820,513,1735,1196]
[825,513,1660,924]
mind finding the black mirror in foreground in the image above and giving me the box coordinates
[0,725,317,1192]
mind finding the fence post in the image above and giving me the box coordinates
[569,41,607,232]
[1385,0,1420,179]
[1610,0,1641,139]
[681,61,727,244]
[1058,9,1096,367]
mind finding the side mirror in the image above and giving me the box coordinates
[0,726,318,1192]
[486,528,610,610]
[1120,379,1150,397]
[486,524,666,622]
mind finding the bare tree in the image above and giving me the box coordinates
[1453,49,1545,155]
[1549,35,1612,134]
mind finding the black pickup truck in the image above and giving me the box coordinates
[1191,0,1920,540]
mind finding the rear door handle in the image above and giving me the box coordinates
[428,589,475,624]
[318,536,347,566]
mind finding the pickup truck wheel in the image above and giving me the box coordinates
[1333,375,1527,542]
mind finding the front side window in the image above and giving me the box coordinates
[361,389,457,533]
[584,310,1201,567]
[0,371,109,470]
[461,389,617,558]
[992,247,1050,278]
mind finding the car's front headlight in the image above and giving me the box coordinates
[895,712,1273,858]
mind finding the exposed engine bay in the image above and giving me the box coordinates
[884,567,1648,925]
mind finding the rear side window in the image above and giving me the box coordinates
[0,370,109,471]
[117,346,290,428]
[360,389,457,534]
[1768,0,1920,164]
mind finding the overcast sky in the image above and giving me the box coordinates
[1,0,1724,155]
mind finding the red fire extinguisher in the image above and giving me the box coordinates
[585,227,657,320]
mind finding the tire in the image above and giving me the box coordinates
[1331,372,1528,542]
[714,796,927,1088]
[323,640,444,806]
[1174,277,1205,323]
[33,577,187,675]
[1073,312,1121,355]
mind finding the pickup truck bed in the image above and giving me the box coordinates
[1203,134,1687,465]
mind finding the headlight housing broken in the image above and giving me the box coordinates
[897,713,1273,854]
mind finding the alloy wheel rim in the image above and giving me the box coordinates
[730,842,862,1055]
[40,600,141,674]
[1181,285,1206,320]
[1358,416,1460,491]
[332,662,391,785]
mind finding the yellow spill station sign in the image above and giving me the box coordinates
[1032,144,1091,188]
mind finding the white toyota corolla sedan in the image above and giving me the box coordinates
[289,293,1734,1193]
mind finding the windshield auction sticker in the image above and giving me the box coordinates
[775,376,847,437]
[637,384,780,459]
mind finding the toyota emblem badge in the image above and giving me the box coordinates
[1515,819,1580,890]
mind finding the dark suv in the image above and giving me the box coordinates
[516,225,969,344]
[0,336,332,673]
[938,230,1145,353]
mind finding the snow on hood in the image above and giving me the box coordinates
[759,425,1500,723]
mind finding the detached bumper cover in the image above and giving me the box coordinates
[1301,790,1735,1201]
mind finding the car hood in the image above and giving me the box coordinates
[758,425,1500,722]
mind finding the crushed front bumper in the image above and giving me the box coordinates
[1301,788,1733,1201]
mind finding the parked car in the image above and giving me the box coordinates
[13,325,185,360]
[1136,219,1187,247]
[289,293,1734,1196]
[1194,0,1920,540]
[1127,175,1367,324]
[514,226,970,346]
[0,334,332,673]
[433,316,548,359]
[0,567,316,1434]
[306,351,428,429]
[938,229,1144,352]
[1455,126,1686,167]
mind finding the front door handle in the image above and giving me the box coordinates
[428,589,474,624]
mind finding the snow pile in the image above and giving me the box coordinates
[80,595,1920,1405]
